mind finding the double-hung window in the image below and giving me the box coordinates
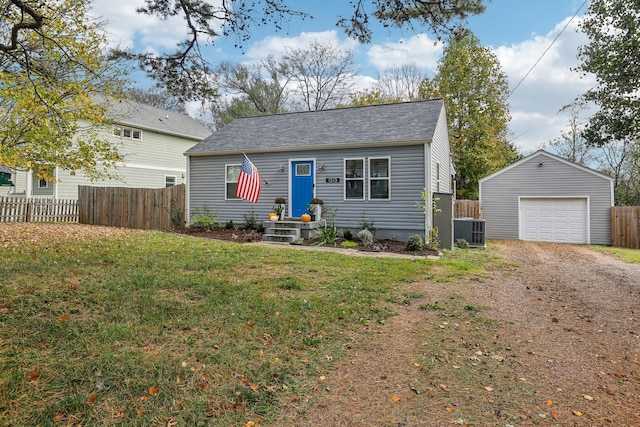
[344,158,364,200]
[369,157,390,200]
[225,164,241,199]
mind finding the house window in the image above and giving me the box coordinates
[113,125,142,140]
[225,164,241,199]
[344,158,364,200]
[369,157,390,200]
[165,175,176,188]
[38,178,48,189]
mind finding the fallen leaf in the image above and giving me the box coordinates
[546,399,553,406]
[391,395,401,402]
[148,385,159,396]
[614,372,622,378]
[439,384,450,392]
[551,410,559,419]
[583,394,593,401]
[250,383,259,392]
[572,410,583,417]
[53,413,65,421]
[59,313,69,321]
[485,386,494,392]
[88,390,98,404]
[446,407,454,413]
[538,413,547,419]
[28,367,40,381]
[414,363,420,367]
[243,422,255,427]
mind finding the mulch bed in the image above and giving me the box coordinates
[173,226,440,257]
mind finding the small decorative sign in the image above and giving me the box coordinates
[326,177,340,183]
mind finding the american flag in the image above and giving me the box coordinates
[236,154,261,203]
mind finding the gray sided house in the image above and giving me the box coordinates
[479,150,614,245]
[186,99,453,242]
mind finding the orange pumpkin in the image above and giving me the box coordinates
[301,213,311,223]
[268,212,277,218]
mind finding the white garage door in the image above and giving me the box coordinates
[519,198,589,244]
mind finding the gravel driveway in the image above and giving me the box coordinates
[472,241,640,424]
[277,240,640,426]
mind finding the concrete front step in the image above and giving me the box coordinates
[262,219,324,243]
[262,233,298,243]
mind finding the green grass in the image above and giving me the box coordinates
[592,245,640,264]
[0,229,497,426]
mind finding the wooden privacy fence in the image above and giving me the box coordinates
[0,196,78,222]
[78,184,185,230]
[611,206,640,248]
[454,200,482,219]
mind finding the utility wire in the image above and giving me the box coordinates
[507,0,589,146]
[507,0,589,100]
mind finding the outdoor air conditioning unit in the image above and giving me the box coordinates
[454,218,486,248]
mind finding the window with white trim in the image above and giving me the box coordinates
[113,125,142,140]
[225,164,241,199]
[38,178,48,188]
[369,157,390,200]
[165,175,176,188]
[344,158,364,200]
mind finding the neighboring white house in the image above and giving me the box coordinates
[9,99,211,199]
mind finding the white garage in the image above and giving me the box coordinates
[479,150,614,245]
[519,198,589,244]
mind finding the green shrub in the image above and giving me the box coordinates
[187,205,218,231]
[357,229,374,246]
[165,197,185,229]
[405,234,425,251]
[243,210,258,230]
[224,220,235,229]
[341,240,358,248]
[358,215,376,236]
[342,229,353,240]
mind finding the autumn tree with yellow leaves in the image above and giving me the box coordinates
[420,30,519,199]
[0,0,127,181]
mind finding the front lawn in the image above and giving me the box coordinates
[0,225,494,426]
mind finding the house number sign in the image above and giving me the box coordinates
[325,177,340,183]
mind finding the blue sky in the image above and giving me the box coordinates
[92,0,593,154]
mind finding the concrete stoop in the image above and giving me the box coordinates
[262,219,323,244]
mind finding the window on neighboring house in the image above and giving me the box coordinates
[436,162,441,193]
[113,125,142,140]
[344,158,364,200]
[165,175,176,188]
[225,164,241,199]
[369,157,390,200]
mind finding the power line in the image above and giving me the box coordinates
[507,0,589,100]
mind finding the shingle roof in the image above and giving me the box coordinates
[108,99,212,140]
[186,98,444,156]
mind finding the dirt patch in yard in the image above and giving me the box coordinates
[274,241,640,426]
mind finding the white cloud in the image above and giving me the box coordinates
[91,0,190,51]
[492,17,595,153]
[367,34,443,73]
[245,30,360,63]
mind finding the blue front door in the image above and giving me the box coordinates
[291,160,314,217]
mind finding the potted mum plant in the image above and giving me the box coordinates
[273,197,286,220]
[307,197,323,221]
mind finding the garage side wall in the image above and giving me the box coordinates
[479,154,613,245]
